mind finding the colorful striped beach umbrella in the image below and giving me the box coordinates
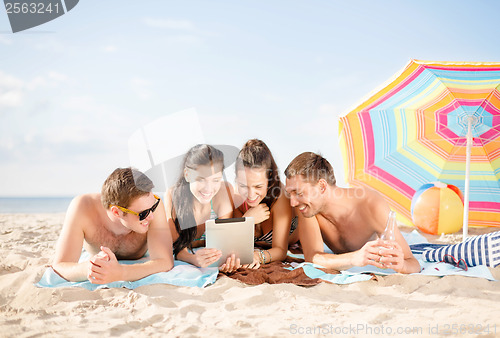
[339,60,500,237]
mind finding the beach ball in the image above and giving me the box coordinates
[411,182,464,235]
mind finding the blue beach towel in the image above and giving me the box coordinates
[287,230,496,281]
[36,256,218,290]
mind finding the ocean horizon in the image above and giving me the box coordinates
[0,197,74,214]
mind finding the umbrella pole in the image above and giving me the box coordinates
[462,116,473,242]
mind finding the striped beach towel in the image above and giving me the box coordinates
[423,231,500,268]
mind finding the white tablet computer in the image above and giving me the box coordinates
[205,217,255,267]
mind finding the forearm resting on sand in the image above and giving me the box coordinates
[51,261,90,282]
[310,251,420,274]
[309,252,358,271]
[399,257,421,274]
[117,259,174,282]
[52,258,173,283]
[247,246,286,268]
[267,246,287,263]
[86,247,174,284]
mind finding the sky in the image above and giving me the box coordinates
[1,0,500,197]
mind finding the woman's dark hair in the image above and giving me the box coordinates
[235,139,281,209]
[172,144,224,256]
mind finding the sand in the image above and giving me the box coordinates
[1,214,500,337]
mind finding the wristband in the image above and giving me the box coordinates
[258,250,264,264]
[265,250,272,264]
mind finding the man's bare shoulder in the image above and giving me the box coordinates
[351,185,390,232]
[70,193,102,210]
[66,193,104,223]
[350,185,385,206]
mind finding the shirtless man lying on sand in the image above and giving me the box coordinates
[52,168,174,283]
[284,152,420,274]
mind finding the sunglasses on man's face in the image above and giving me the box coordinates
[440,254,468,271]
[112,195,160,221]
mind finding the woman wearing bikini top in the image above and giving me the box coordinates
[234,139,299,269]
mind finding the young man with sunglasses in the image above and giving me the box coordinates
[52,167,174,283]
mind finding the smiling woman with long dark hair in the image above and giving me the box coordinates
[164,144,237,271]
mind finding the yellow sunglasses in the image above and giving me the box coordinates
[111,195,160,221]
